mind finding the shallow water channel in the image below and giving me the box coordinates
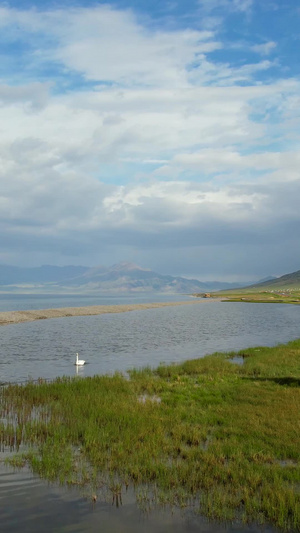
[0,462,280,533]
[1,299,298,531]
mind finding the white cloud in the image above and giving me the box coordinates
[0,6,221,89]
[0,4,299,276]
[251,41,277,56]
[0,5,272,90]
[166,148,300,182]
[0,83,51,110]
[53,13,221,88]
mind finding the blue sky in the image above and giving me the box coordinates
[0,0,299,281]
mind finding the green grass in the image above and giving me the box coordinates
[203,289,300,304]
[1,340,300,530]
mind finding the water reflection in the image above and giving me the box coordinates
[75,364,85,376]
[0,464,278,533]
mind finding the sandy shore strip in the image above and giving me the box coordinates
[0,299,212,326]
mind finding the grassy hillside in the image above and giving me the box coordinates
[248,269,300,291]
[195,269,300,303]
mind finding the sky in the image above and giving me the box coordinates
[0,0,299,281]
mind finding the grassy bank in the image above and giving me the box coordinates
[194,290,300,304]
[221,291,300,304]
[1,341,300,530]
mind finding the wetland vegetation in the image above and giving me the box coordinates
[1,340,300,531]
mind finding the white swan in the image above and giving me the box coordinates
[75,352,86,366]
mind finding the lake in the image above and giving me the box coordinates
[0,297,299,384]
[0,294,298,532]
[0,292,191,312]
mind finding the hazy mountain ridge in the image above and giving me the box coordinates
[0,262,246,293]
[247,269,300,290]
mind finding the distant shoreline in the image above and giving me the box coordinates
[0,299,216,326]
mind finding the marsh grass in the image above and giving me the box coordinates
[1,340,300,530]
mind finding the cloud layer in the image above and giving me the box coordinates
[0,1,299,279]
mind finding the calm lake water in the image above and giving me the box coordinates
[0,292,190,312]
[0,296,299,384]
[0,294,297,532]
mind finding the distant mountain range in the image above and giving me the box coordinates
[0,262,249,294]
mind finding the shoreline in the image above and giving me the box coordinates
[0,299,214,326]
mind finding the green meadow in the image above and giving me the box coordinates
[218,290,300,305]
[194,289,300,304]
[1,340,300,531]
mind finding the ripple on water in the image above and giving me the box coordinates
[0,301,300,384]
